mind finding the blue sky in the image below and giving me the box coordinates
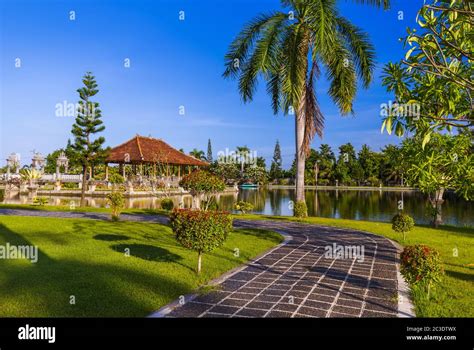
[0,0,424,168]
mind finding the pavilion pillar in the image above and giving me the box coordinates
[178,165,181,178]
[105,164,109,181]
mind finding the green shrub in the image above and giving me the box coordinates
[234,201,254,214]
[106,192,125,220]
[0,189,4,202]
[317,179,330,186]
[400,245,444,297]
[170,209,232,273]
[277,178,291,186]
[367,176,381,186]
[293,201,308,218]
[33,197,49,206]
[180,170,225,210]
[160,198,174,211]
[109,173,124,185]
[392,212,415,241]
[62,183,79,189]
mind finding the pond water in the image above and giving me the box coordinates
[3,188,472,227]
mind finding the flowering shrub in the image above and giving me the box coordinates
[400,245,444,296]
[234,201,254,214]
[170,209,232,273]
[392,212,415,241]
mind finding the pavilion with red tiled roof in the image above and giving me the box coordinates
[105,135,208,179]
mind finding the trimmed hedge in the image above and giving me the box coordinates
[170,209,232,273]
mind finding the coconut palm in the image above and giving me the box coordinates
[223,0,388,216]
[189,149,206,161]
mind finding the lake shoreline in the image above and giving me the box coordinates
[268,185,418,191]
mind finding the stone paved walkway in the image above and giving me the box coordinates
[163,220,401,318]
[0,208,404,318]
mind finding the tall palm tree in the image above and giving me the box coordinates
[224,0,388,216]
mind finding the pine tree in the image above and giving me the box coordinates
[70,72,107,207]
[270,140,282,180]
[207,139,213,163]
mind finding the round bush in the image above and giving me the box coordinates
[170,209,232,273]
[400,245,444,294]
[392,212,415,240]
[180,170,226,195]
[109,173,125,185]
[160,198,174,211]
[293,201,308,218]
[234,201,254,214]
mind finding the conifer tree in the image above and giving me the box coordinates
[70,72,107,207]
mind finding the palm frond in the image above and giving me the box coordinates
[238,13,288,102]
[281,24,310,114]
[302,61,324,156]
[323,35,357,115]
[223,12,285,79]
[336,17,375,88]
[348,0,390,10]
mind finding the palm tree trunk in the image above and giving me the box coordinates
[295,109,306,203]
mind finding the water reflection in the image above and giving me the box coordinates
[2,188,472,226]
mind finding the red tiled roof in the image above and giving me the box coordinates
[106,135,209,166]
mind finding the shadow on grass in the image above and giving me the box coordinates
[94,234,130,241]
[0,223,193,317]
[111,244,182,262]
[445,270,474,283]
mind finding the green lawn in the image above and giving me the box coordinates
[0,203,167,216]
[236,214,474,317]
[0,215,282,317]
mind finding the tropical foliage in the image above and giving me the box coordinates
[224,0,386,216]
[381,0,473,142]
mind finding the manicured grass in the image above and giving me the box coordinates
[235,214,474,317]
[0,215,282,317]
[0,203,167,216]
